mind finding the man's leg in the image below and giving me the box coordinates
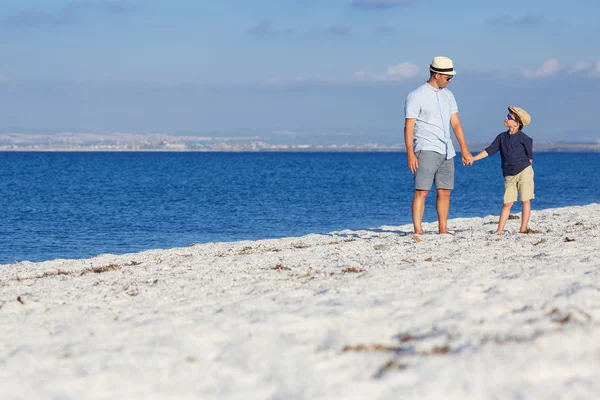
[412,151,438,234]
[436,189,451,234]
[434,157,454,234]
[520,200,531,232]
[497,202,513,234]
[412,190,429,234]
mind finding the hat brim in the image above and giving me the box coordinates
[508,106,531,126]
[429,66,456,75]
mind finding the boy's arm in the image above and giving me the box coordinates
[473,150,489,162]
[472,135,499,164]
[524,136,534,163]
[485,134,501,156]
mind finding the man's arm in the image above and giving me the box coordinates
[450,112,473,165]
[404,118,418,173]
[404,91,420,174]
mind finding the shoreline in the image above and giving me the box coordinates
[1,204,600,399]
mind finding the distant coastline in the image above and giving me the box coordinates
[1,144,599,152]
[1,132,599,152]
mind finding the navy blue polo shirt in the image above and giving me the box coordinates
[485,130,534,176]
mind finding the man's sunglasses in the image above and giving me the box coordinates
[440,74,453,81]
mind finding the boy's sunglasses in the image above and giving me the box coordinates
[506,114,516,121]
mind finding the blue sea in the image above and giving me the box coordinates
[1,152,599,264]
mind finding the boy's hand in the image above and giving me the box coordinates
[407,152,418,174]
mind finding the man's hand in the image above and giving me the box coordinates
[462,151,474,166]
[407,152,419,174]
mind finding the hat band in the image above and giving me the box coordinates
[430,65,454,73]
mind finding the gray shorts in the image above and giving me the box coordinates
[414,150,454,190]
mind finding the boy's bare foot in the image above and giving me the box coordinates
[494,231,503,235]
[414,229,424,235]
[439,230,455,235]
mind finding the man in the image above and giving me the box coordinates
[404,56,473,234]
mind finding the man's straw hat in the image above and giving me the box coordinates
[508,106,531,126]
[429,56,456,76]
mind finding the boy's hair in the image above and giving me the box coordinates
[511,113,524,130]
[515,117,524,130]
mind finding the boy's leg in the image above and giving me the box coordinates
[520,200,531,232]
[517,166,534,233]
[412,190,428,234]
[436,189,451,234]
[499,173,518,234]
[497,202,514,234]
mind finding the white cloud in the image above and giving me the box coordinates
[355,62,419,81]
[572,59,600,76]
[521,58,559,79]
[522,58,600,78]
[568,61,592,74]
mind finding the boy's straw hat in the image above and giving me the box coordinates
[429,56,456,76]
[508,106,531,126]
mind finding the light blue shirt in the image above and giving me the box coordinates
[404,83,458,159]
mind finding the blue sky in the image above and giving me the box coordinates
[1,0,599,144]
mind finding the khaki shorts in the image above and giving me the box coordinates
[504,165,534,204]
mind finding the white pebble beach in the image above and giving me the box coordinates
[1,204,600,399]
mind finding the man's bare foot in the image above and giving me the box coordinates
[494,231,503,235]
[439,230,455,235]
[520,228,540,234]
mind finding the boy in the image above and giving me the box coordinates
[472,106,534,234]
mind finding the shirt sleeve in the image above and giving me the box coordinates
[523,135,534,160]
[404,92,420,119]
[449,91,459,115]
[485,134,501,156]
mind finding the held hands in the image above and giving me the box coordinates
[407,152,418,174]
[409,151,473,173]
[462,151,474,166]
